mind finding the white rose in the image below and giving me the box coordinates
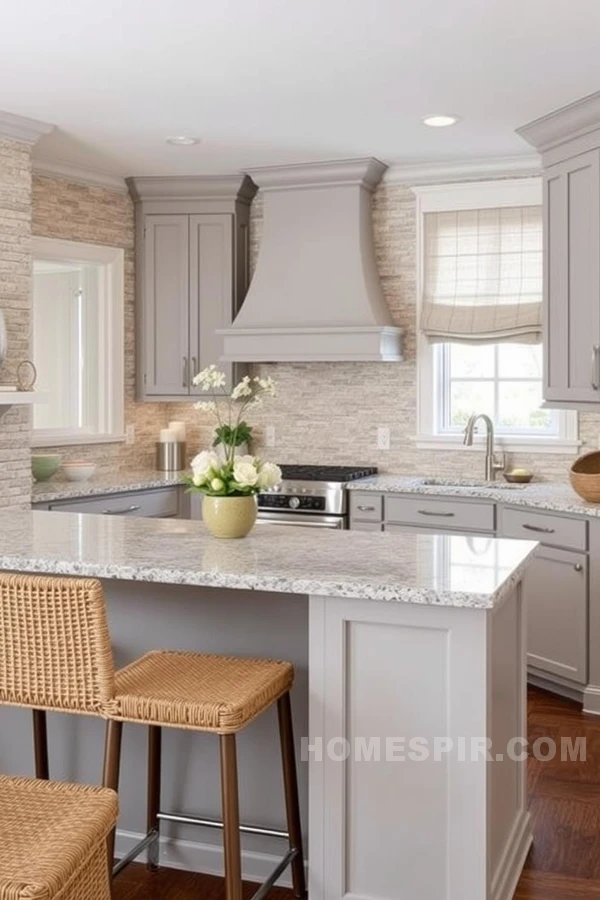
[191,450,219,483]
[233,458,259,488]
[210,477,224,492]
[257,462,282,490]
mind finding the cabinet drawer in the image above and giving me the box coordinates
[352,521,382,533]
[350,493,383,522]
[385,495,494,532]
[384,523,492,538]
[48,488,179,518]
[501,507,587,551]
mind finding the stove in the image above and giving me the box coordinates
[257,465,378,529]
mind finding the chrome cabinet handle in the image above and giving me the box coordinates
[191,357,197,385]
[574,563,583,572]
[592,345,600,390]
[522,523,555,534]
[417,510,455,518]
[357,505,376,512]
[101,505,141,515]
[182,356,189,388]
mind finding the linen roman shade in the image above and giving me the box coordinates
[420,205,543,344]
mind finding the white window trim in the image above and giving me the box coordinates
[413,179,580,456]
[31,237,125,447]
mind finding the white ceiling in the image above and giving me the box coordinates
[2,0,600,177]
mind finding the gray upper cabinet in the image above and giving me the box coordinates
[518,93,600,408]
[544,151,600,405]
[128,175,256,401]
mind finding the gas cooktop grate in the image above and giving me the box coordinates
[278,465,378,483]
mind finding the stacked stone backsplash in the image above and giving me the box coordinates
[32,175,167,472]
[0,139,33,508]
[170,183,600,482]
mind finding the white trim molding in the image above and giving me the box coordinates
[385,155,541,186]
[413,178,580,455]
[32,157,128,193]
[0,110,53,145]
[32,236,125,446]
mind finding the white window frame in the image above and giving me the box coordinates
[413,179,579,455]
[31,237,125,447]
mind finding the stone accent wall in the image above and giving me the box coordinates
[170,182,600,482]
[32,175,167,472]
[0,139,33,508]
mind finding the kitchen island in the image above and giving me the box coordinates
[0,510,536,900]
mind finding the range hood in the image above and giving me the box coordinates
[219,158,403,362]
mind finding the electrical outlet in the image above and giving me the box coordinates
[125,424,135,445]
[266,425,276,448]
[377,426,390,450]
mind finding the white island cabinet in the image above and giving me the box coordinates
[0,510,536,900]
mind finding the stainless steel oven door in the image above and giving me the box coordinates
[256,511,346,529]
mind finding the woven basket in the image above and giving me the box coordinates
[570,451,600,502]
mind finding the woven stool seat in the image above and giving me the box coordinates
[113,650,295,733]
[0,775,117,900]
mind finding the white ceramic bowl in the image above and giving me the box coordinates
[62,462,97,482]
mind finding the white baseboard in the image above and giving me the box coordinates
[490,810,533,900]
[115,829,296,889]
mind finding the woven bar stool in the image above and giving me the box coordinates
[0,573,306,900]
[105,650,306,900]
[0,775,117,900]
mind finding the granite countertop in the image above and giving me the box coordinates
[31,469,184,504]
[348,475,600,518]
[0,510,535,610]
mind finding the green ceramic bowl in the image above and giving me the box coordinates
[31,454,62,482]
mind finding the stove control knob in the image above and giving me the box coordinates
[289,496,301,510]
[272,484,281,493]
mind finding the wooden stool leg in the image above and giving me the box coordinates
[220,734,242,900]
[278,693,307,899]
[32,709,49,780]
[147,725,162,870]
[102,720,123,877]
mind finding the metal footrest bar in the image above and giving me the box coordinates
[250,848,299,900]
[157,810,289,840]
[112,828,158,877]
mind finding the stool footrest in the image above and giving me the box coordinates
[157,810,290,840]
[251,847,299,900]
[112,828,158,877]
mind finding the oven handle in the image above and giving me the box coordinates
[256,513,344,529]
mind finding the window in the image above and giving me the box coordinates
[415,180,579,453]
[32,237,124,446]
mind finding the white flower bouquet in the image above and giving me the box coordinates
[183,365,282,497]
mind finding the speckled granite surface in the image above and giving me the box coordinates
[349,476,600,518]
[0,510,535,609]
[31,470,184,504]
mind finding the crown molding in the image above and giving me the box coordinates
[0,111,53,145]
[517,91,600,152]
[383,154,541,186]
[245,157,387,192]
[127,174,257,203]
[32,157,128,193]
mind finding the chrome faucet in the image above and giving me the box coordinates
[463,413,505,482]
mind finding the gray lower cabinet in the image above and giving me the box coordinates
[351,489,592,695]
[522,545,587,685]
[128,175,256,400]
[33,486,184,519]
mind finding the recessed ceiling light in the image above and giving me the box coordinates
[165,136,199,146]
[422,115,460,128]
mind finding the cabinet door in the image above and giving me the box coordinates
[142,215,190,396]
[525,546,587,684]
[545,150,600,404]
[189,214,233,390]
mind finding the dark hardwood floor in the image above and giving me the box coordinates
[112,687,600,899]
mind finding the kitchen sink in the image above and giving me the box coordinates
[418,478,526,490]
